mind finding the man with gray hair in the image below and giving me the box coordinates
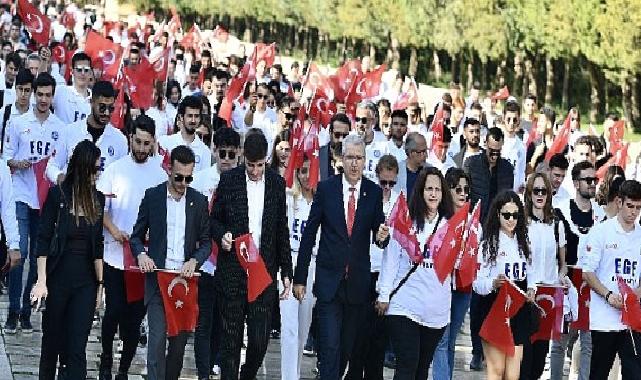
[395,132,427,198]
[294,133,390,380]
[355,102,389,181]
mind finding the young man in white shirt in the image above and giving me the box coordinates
[97,115,166,380]
[244,83,278,156]
[4,73,66,333]
[426,125,456,176]
[501,101,527,193]
[355,102,389,181]
[583,180,641,378]
[53,52,92,124]
[0,68,32,157]
[158,95,211,172]
[547,153,571,208]
[47,80,128,184]
[387,109,408,162]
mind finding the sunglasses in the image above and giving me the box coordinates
[196,132,210,141]
[218,150,236,160]
[488,148,502,157]
[173,174,194,184]
[333,132,349,139]
[579,177,597,185]
[284,113,296,121]
[532,187,548,196]
[98,104,116,114]
[453,186,470,195]
[74,66,92,74]
[92,165,101,174]
[256,93,268,99]
[355,117,368,123]
[500,211,519,220]
[379,180,397,188]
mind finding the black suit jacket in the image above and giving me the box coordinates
[130,182,211,270]
[210,166,292,297]
[294,175,387,304]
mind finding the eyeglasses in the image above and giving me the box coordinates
[173,174,194,184]
[333,132,349,139]
[578,177,597,185]
[412,149,427,155]
[74,66,91,74]
[532,187,548,196]
[355,117,368,124]
[256,93,268,99]
[92,165,101,174]
[453,185,470,195]
[343,155,364,162]
[218,150,236,160]
[500,211,519,220]
[98,104,116,114]
[379,180,397,188]
[488,148,501,157]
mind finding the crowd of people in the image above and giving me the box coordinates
[0,1,638,380]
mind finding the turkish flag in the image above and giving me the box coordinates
[309,89,336,127]
[616,276,641,332]
[491,86,510,101]
[479,280,528,356]
[255,42,276,68]
[85,30,124,80]
[393,80,419,111]
[524,117,540,148]
[430,202,469,284]
[158,145,171,174]
[32,157,52,212]
[457,201,482,288]
[531,285,564,342]
[348,64,386,101]
[52,45,66,64]
[609,120,625,153]
[303,63,334,99]
[123,58,155,109]
[304,127,320,189]
[63,49,76,83]
[62,11,76,30]
[544,113,571,162]
[235,233,273,302]
[284,107,307,188]
[597,143,628,180]
[149,47,170,81]
[569,266,590,331]
[387,192,423,263]
[218,74,247,124]
[430,106,445,151]
[332,59,362,102]
[17,0,50,46]
[181,25,202,54]
[168,7,182,34]
[110,86,126,130]
[157,272,199,337]
[123,240,145,303]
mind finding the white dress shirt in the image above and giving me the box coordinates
[166,188,187,270]
[342,175,361,224]
[0,158,19,249]
[246,171,266,248]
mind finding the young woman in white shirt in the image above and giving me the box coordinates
[280,157,317,380]
[376,166,455,380]
[473,190,536,380]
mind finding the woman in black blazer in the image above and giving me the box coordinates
[31,140,105,380]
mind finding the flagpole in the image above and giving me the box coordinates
[128,266,202,276]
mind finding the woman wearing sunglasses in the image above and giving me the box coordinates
[473,190,535,380]
[432,168,473,380]
[377,166,454,380]
[31,141,105,379]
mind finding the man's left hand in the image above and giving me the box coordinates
[7,249,20,268]
[280,276,291,300]
[181,259,198,278]
[376,224,390,243]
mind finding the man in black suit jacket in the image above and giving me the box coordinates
[130,145,211,380]
[210,130,292,380]
[293,134,390,380]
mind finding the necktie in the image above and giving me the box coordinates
[347,187,356,237]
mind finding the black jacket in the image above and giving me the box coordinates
[464,153,514,222]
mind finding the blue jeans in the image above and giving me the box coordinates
[431,291,472,380]
[9,202,40,316]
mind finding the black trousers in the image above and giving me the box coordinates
[100,264,146,373]
[344,273,386,380]
[39,281,97,380]
[590,330,641,380]
[387,315,445,380]
[519,339,550,380]
[218,284,276,380]
[469,292,484,358]
[195,273,222,379]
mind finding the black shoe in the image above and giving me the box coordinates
[98,354,113,380]
[19,314,33,334]
[4,312,17,334]
[469,354,483,371]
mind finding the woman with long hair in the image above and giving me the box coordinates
[270,129,291,178]
[473,191,535,380]
[377,166,455,380]
[596,165,625,207]
[31,140,105,379]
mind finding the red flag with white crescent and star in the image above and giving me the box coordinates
[84,30,124,81]
[479,280,527,356]
[157,271,199,337]
[531,285,565,342]
[430,202,469,283]
[123,240,145,303]
[387,192,422,263]
[158,145,171,174]
[456,201,482,288]
[17,0,51,46]
[569,266,590,331]
[616,276,641,332]
[235,233,273,302]
[149,47,170,81]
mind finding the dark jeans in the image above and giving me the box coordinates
[195,273,222,379]
[469,292,483,358]
[387,315,445,380]
[39,282,97,380]
[519,339,550,380]
[101,264,146,373]
[10,201,39,316]
[590,330,641,380]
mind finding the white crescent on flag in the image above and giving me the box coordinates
[167,276,189,298]
[153,57,164,72]
[27,13,44,34]
[535,293,556,318]
[101,50,115,66]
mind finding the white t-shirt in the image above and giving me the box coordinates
[528,219,566,285]
[386,140,407,163]
[145,107,171,137]
[0,100,29,158]
[0,158,19,249]
[287,192,314,254]
[370,192,398,273]
[502,135,527,191]
[157,132,212,172]
[583,217,641,331]
[53,85,91,124]
[190,165,220,204]
[426,152,456,176]
[96,155,167,269]
[246,107,278,157]
[364,139,390,182]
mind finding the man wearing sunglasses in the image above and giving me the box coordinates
[500,101,527,193]
[320,113,351,181]
[52,52,92,124]
[47,81,128,185]
[355,102,388,182]
[244,83,278,155]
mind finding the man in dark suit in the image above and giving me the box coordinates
[210,129,292,380]
[130,145,211,380]
[293,134,390,380]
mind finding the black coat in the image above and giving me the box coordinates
[464,153,514,222]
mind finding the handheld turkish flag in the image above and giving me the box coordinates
[63,49,76,83]
[235,233,273,302]
[479,280,528,356]
[431,202,469,283]
[123,240,144,303]
[17,0,51,46]
[157,272,199,337]
[32,157,52,212]
[168,7,182,34]
[255,42,276,68]
[524,117,540,148]
[52,45,66,64]
[393,79,419,111]
[531,285,565,342]
[181,25,202,54]
[84,30,124,80]
[347,64,386,104]
[284,107,306,188]
[110,86,126,130]
[309,88,336,127]
[569,266,590,331]
[387,192,423,263]
[609,120,625,154]
[303,63,334,99]
[544,113,571,162]
[491,86,510,101]
[596,143,628,180]
[149,47,170,81]
[332,59,362,102]
[457,201,482,288]
[616,276,641,332]
[123,57,155,109]
[62,11,76,30]
[430,106,445,151]
[304,126,320,189]
[158,145,171,174]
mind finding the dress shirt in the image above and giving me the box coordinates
[342,175,362,224]
[166,188,186,270]
[246,171,266,248]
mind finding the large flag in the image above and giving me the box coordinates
[123,58,155,109]
[123,240,144,303]
[84,30,124,80]
[479,280,527,356]
[255,42,276,68]
[616,276,641,332]
[303,63,334,99]
[157,272,199,337]
[17,0,51,46]
[149,47,170,81]
[596,142,628,179]
[346,64,386,106]
[235,233,273,302]
[32,157,52,212]
[609,120,625,153]
[544,112,571,162]
[569,266,590,331]
[387,192,422,263]
[457,201,482,288]
[393,79,419,111]
[430,202,469,283]
[531,285,564,342]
